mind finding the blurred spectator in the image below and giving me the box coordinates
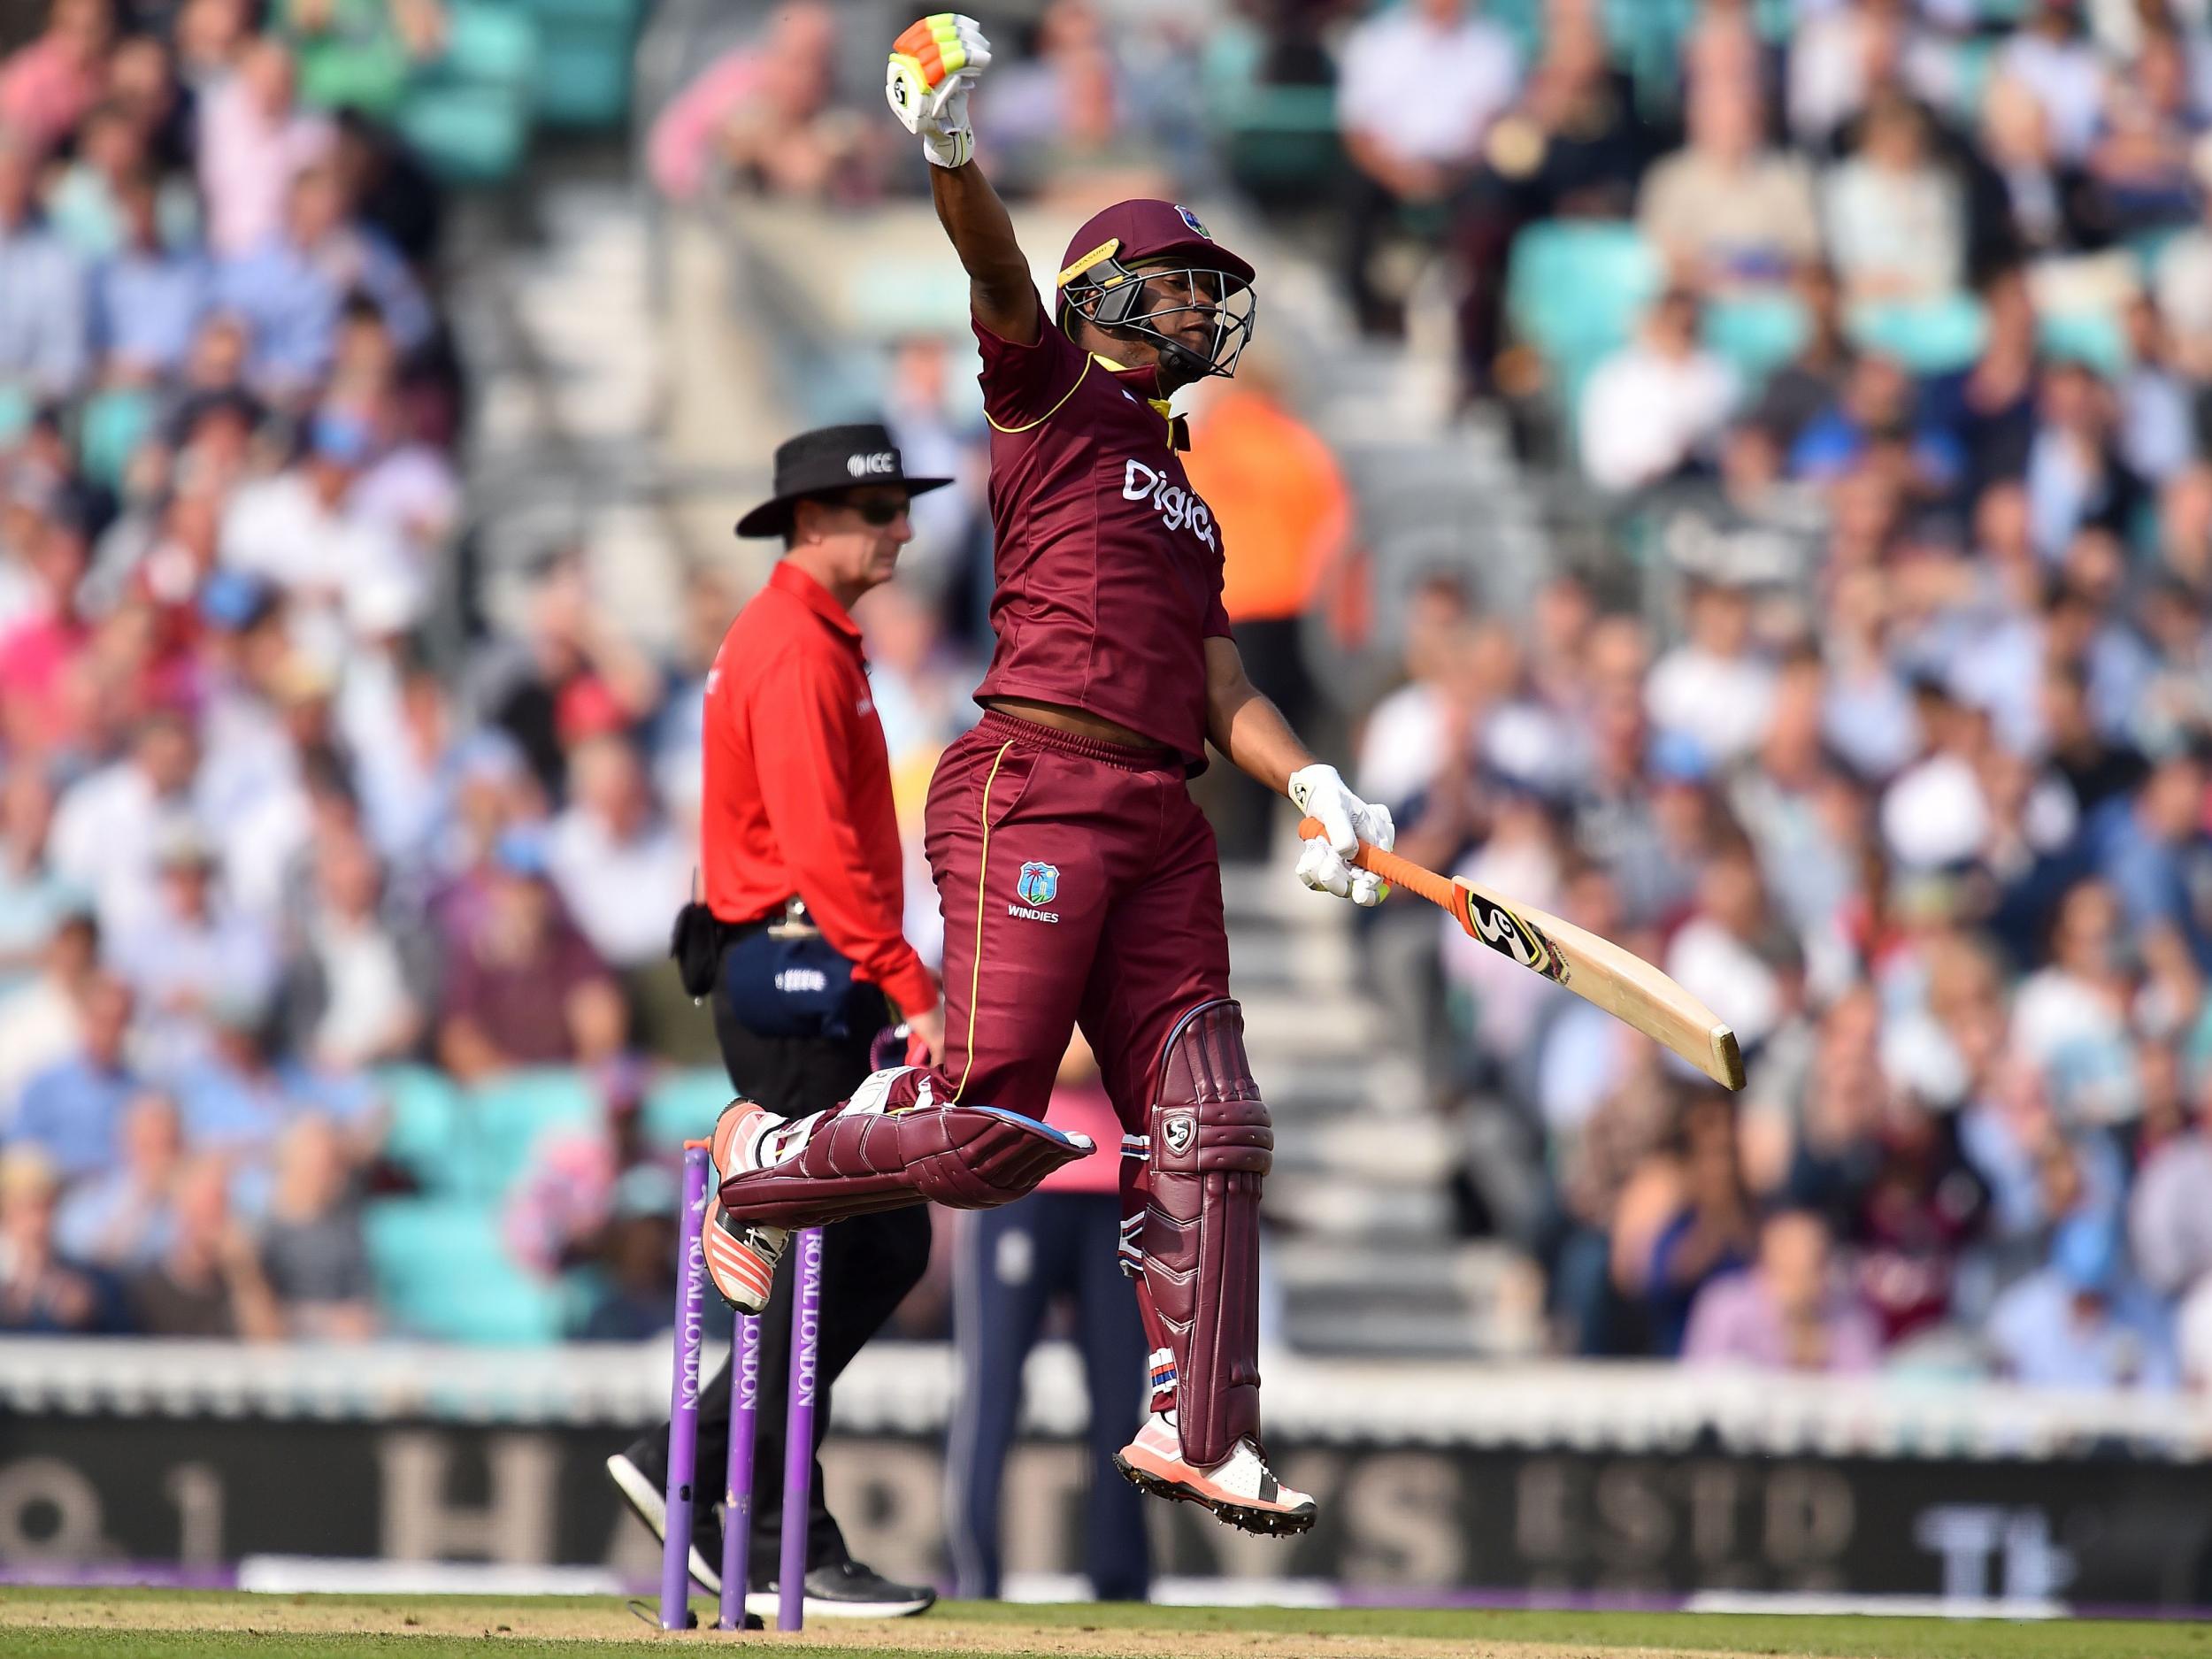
[172,992,374,1161]
[1645,578,1773,766]
[1822,94,1965,302]
[1580,289,1736,492]
[0,764,70,987]
[1997,0,2109,165]
[478,553,660,800]
[53,1088,181,1271]
[0,0,111,156]
[89,167,208,381]
[0,127,89,400]
[108,822,277,1071]
[1639,74,1819,295]
[127,1153,284,1338]
[1618,1089,1757,1357]
[2090,749,2211,967]
[0,1147,125,1333]
[1683,1208,1883,1371]
[545,734,690,971]
[1987,1212,2178,1389]
[0,907,96,1110]
[1664,834,1788,1053]
[48,707,201,933]
[644,1,870,204]
[436,831,625,1082]
[258,1112,374,1340]
[219,409,421,647]
[196,35,328,257]
[280,825,422,1071]
[1750,265,1856,447]
[217,163,427,403]
[574,1163,681,1340]
[2131,1062,2212,1300]
[1334,0,1517,334]
[12,971,138,1177]
[985,0,1180,204]
[1183,361,1352,859]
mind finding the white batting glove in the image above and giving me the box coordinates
[1288,763,1395,907]
[887,13,991,169]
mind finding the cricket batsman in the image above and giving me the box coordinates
[699,12,1394,1536]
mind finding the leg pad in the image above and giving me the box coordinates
[1138,999,1270,1470]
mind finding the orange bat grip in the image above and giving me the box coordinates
[1295,816,1456,911]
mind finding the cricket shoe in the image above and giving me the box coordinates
[603,1449,722,1594]
[701,1100,789,1315]
[745,1560,937,1620]
[1113,1410,1316,1536]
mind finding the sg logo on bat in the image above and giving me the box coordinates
[1462,889,1569,985]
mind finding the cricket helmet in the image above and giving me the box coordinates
[1056,200,1256,380]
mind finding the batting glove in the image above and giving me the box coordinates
[887,13,991,169]
[1288,763,1395,907]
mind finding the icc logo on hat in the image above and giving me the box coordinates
[847,450,897,478]
[1017,862,1059,906]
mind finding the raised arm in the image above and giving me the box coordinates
[887,14,1039,344]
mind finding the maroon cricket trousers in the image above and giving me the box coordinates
[922,708,1235,1415]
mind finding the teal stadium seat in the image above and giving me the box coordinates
[365,1198,565,1343]
[1847,292,1987,374]
[2039,307,2130,379]
[1199,24,1344,199]
[457,1068,603,1200]
[1505,220,1663,415]
[642,1068,734,1154]
[517,0,640,127]
[396,1,538,183]
[1701,290,1811,380]
[74,387,157,490]
[376,1064,465,1190]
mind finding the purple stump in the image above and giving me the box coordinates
[657,1144,710,1630]
[777,1226,823,1632]
[716,1311,761,1629]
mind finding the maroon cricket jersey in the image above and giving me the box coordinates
[971,288,1232,759]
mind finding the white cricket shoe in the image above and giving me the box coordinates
[700,1100,789,1315]
[1113,1410,1316,1536]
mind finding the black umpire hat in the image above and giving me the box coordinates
[734,422,953,539]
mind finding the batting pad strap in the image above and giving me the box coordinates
[719,1082,1088,1227]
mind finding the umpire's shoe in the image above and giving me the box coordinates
[604,1450,723,1594]
[749,1560,936,1620]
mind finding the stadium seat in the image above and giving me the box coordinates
[1198,24,1344,199]
[1701,290,1810,380]
[1846,293,1987,373]
[1505,220,1663,412]
[516,0,641,127]
[73,387,156,490]
[365,1198,564,1343]
[376,1065,465,1190]
[641,1068,733,1153]
[2039,307,2130,379]
[456,1068,604,1199]
[395,2,538,183]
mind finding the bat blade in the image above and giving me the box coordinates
[1291,817,1742,1089]
[1449,873,1744,1091]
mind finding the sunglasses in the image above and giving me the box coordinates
[847,495,910,526]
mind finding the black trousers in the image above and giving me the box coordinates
[627,977,931,1582]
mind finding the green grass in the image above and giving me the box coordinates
[2,1587,2208,1658]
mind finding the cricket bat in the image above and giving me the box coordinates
[1296,818,1746,1091]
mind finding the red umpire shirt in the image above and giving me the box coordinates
[701,561,935,1020]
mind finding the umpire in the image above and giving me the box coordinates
[608,423,950,1618]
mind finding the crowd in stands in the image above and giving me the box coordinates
[1327,0,2212,1389]
[12,0,2212,1405]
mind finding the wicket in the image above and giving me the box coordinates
[660,1141,822,1632]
